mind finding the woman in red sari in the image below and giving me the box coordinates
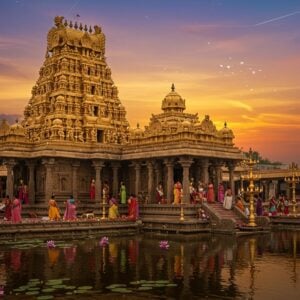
[128,194,139,220]
[11,195,22,223]
[4,195,12,221]
[207,183,215,203]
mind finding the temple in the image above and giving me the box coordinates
[0,16,243,205]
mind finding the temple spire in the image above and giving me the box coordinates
[171,83,175,92]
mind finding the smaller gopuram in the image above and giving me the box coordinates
[0,16,243,206]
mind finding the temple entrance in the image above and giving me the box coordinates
[174,164,183,183]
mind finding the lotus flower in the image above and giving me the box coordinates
[0,285,4,296]
[99,236,109,247]
[159,240,170,250]
[46,240,56,248]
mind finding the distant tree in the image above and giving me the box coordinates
[243,149,282,166]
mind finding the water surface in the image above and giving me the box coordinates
[0,231,299,299]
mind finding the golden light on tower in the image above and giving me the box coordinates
[285,162,299,216]
[240,148,260,227]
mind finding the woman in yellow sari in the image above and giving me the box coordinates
[108,197,119,219]
[173,181,182,204]
[48,196,61,220]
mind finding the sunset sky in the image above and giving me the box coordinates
[0,0,299,163]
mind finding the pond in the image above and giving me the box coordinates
[0,231,299,299]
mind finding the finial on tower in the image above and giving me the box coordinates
[171,83,175,92]
[224,121,227,128]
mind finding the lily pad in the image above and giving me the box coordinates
[37,296,54,300]
[65,285,76,290]
[78,286,93,290]
[166,283,177,287]
[13,288,27,292]
[138,286,153,291]
[25,291,40,295]
[52,284,66,289]
[46,279,63,285]
[111,288,132,293]
[155,280,170,284]
[106,284,127,289]
[41,288,55,293]
[66,292,73,295]
[28,287,40,291]
[75,289,89,294]
[130,281,141,285]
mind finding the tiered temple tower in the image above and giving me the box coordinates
[22,16,129,145]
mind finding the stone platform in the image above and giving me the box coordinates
[0,219,139,241]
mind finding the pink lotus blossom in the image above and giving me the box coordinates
[159,240,170,249]
[46,240,56,248]
[99,236,109,247]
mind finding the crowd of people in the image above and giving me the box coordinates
[0,177,294,223]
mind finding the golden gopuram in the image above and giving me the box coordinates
[0,16,243,206]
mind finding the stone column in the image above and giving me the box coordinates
[147,161,154,203]
[72,161,80,200]
[134,161,141,196]
[179,158,193,204]
[228,162,236,197]
[43,158,55,203]
[195,160,202,186]
[93,160,105,203]
[164,159,174,204]
[4,159,16,200]
[154,161,162,188]
[111,162,120,197]
[27,160,36,204]
[263,180,269,201]
[201,159,209,184]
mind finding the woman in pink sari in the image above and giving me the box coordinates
[11,195,22,223]
[63,195,77,220]
[218,183,225,203]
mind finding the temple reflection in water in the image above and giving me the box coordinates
[0,232,299,299]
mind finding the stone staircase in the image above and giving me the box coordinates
[203,202,247,233]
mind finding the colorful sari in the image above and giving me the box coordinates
[128,197,138,220]
[64,198,77,220]
[4,198,12,221]
[173,182,182,204]
[11,198,22,223]
[48,199,61,220]
[90,181,95,200]
[120,184,127,204]
[207,184,215,203]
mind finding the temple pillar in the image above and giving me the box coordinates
[179,157,193,204]
[263,180,269,201]
[43,158,55,202]
[4,159,16,200]
[72,161,80,200]
[164,159,174,204]
[213,161,223,199]
[111,162,120,197]
[195,160,202,186]
[27,160,36,204]
[93,160,105,203]
[228,162,236,197]
[154,161,162,188]
[134,161,141,196]
[201,159,209,184]
[147,160,154,203]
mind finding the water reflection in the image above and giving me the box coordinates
[0,231,299,299]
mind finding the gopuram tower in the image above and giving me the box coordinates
[23,16,129,144]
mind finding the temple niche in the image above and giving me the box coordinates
[0,16,243,205]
